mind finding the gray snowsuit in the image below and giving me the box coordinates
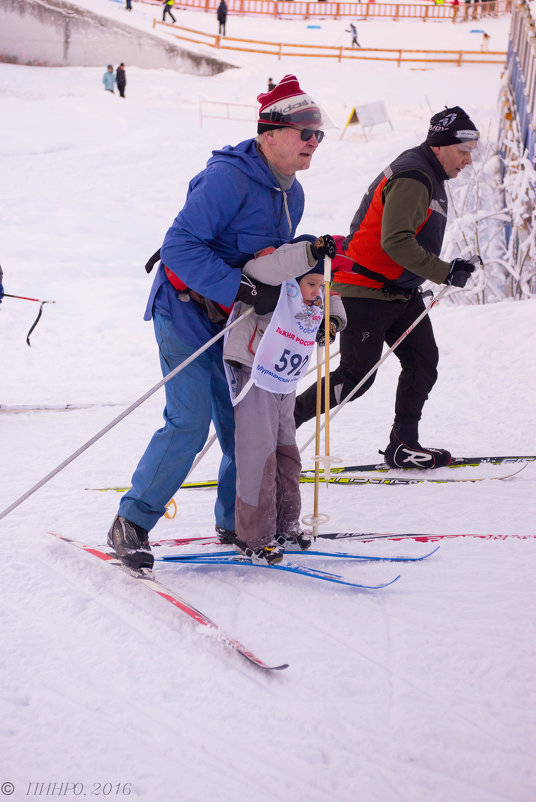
[224,241,346,550]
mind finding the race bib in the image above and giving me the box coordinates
[252,279,323,395]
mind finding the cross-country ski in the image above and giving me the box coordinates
[49,533,288,671]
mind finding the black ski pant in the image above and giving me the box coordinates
[294,292,439,429]
[163,7,176,23]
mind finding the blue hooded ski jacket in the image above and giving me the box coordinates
[145,138,305,347]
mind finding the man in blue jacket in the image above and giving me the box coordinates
[108,75,333,570]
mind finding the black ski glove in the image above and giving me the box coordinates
[235,274,281,315]
[445,257,480,288]
[311,235,337,261]
[316,318,338,346]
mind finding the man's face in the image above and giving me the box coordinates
[262,126,322,176]
[431,141,477,179]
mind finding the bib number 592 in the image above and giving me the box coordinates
[274,348,309,377]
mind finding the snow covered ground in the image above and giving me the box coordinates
[1,4,535,802]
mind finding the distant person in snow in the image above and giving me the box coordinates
[346,23,360,48]
[116,63,126,98]
[125,0,132,10]
[217,0,227,36]
[0,264,4,305]
[294,107,482,470]
[162,0,176,24]
[107,75,332,570]
[102,65,115,93]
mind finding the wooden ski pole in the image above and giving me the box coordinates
[301,343,329,540]
[301,255,337,539]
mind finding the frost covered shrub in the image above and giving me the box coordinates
[433,104,535,304]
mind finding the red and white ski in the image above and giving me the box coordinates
[49,532,288,672]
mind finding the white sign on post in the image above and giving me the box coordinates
[340,101,393,141]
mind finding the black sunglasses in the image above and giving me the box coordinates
[294,127,325,144]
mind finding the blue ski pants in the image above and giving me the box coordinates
[118,312,236,532]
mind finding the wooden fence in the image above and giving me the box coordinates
[144,0,513,23]
[153,20,507,63]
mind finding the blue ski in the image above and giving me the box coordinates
[164,546,439,563]
[158,554,400,589]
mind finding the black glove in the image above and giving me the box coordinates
[311,235,337,261]
[445,257,478,288]
[235,274,281,315]
[316,318,338,346]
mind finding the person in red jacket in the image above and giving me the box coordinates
[294,106,481,469]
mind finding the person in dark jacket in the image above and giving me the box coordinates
[116,63,126,98]
[162,0,176,23]
[294,106,481,469]
[217,0,227,35]
[107,74,332,570]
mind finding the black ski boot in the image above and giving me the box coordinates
[383,423,452,470]
[215,524,237,545]
[107,515,154,571]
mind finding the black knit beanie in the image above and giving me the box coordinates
[425,106,479,146]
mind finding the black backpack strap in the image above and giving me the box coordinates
[350,262,410,294]
[145,248,161,274]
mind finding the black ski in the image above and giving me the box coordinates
[300,455,535,476]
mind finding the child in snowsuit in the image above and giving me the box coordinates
[103,65,115,93]
[223,237,346,564]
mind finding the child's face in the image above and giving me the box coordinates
[299,274,324,305]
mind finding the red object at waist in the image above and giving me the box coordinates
[164,265,232,314]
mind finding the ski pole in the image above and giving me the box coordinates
[164,429,218,514]
[302,343,329,539]
[3,293,55,303]
[302,256,335,539]
[0,307,253,522]
[299,285,450,455]
[3,293,56,346]
[303,348,339,379]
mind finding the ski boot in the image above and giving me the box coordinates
[234,537,284,566]
[276,528,312,551]
[383,423,451,470]
[107,514,154,571]
[215,524,237,545]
